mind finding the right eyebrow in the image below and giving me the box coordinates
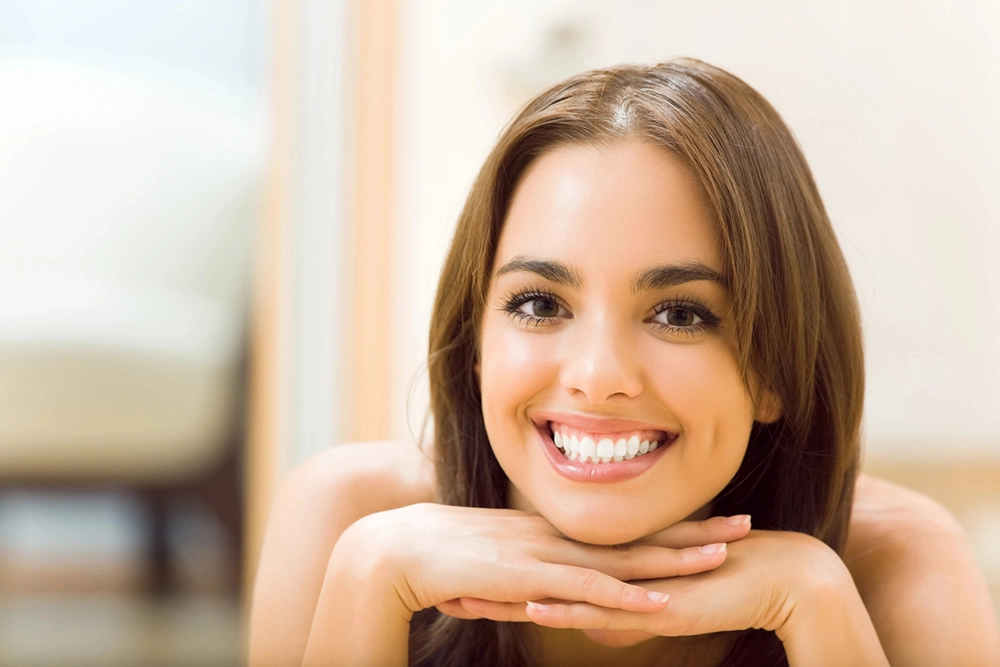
[494,255,583,288]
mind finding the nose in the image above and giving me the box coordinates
[559,316,644,403]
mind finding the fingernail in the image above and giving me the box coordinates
[725,514,751,526]
[646,590,670,604]
[698,542,726,555]
[526,601,549,612]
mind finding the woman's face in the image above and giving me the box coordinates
[479,139,777,545]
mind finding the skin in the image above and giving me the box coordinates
[479,139,778,548]
[247,141,1000,667]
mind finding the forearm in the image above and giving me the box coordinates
[301,520,413,667]
[778,562,889,667]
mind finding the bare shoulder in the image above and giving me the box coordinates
[844,473,1000,665]
[248,441,436,667]
[279,440,437,518]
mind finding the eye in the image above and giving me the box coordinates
[500,288,571,326]
[649,297,721,335]
[518,297,564,319]
[655,306,702,328]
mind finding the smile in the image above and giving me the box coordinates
[532,413,678,483]
[549,423,671,464]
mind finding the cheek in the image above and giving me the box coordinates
[644,341,754,451]
[478,318,558,429]
[647,341,751,407]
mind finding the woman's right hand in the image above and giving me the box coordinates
[301,502,751,666]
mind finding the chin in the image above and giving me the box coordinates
[544,510,658,546]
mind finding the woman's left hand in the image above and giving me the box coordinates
[448,530,890,666]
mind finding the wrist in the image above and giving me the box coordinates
[775,541,889,667]
[330,511,418,620]
[301,514,415,666]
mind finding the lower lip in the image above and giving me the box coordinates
[535,425,672,483]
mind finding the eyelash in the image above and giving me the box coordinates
[649,294,722,336]
[500,286,565,328]
[499,287,722,335]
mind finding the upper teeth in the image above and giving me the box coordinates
[553,431,659,464]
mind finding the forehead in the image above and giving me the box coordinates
[496,139,721,276]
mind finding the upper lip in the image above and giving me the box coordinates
[531,410,678,435]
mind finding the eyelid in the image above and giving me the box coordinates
[500,285,572,326]
[648,295,722,334]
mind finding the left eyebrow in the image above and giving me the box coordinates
[630,262,726,294]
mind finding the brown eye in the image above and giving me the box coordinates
[522,298,561,318]
[664,307,697,327]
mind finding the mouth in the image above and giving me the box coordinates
[529,411,679,483]
[545,421,676,464]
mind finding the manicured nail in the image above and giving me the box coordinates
[646,591,670,604]
[698,542,726,555]
[526,601,549,612]
[725,514,751,526]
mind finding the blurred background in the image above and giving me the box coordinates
[0,0,997,664]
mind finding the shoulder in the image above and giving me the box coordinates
[844,473,1000,665]
[278,440,437,518]
[248,441,436,667]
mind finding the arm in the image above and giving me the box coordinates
[464,477,999,666]
[301,514,413,666]
[845,475,1000,666]
[772,534,889,666]
[247,441,435,667]
[469,529,891,666]
[250,442,752,666]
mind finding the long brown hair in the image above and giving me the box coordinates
[411,58,864,667]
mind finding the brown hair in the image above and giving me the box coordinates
[411,58,864,667]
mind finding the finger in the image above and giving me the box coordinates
[569,541,729,582]
[537,564,670,612]
[458,598,532,622]
[436,599,481,619]
[638,515,751,549]
[525,600,657,632]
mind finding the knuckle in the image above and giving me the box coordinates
[577,567,606,596]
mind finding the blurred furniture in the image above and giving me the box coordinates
[0,60,263,593]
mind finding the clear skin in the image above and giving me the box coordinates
[247,140,1000,667]
[479,138,778,549]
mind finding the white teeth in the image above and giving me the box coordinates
[550,427,666,464]
[613,439,627,459]
[596,438,614,463]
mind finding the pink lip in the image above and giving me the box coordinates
[532,411,677,435]
[533,421,674,484]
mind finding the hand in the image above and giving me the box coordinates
[347,503,752,619]
[453,529,844,641]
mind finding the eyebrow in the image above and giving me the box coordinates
[630,262,726,294]
[494,256,583,288]
[494,255,725,292]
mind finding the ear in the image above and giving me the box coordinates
[754,387,783,424]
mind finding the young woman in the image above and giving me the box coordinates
[249,59,1000,666]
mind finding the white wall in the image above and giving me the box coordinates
[392,0,1000,457]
